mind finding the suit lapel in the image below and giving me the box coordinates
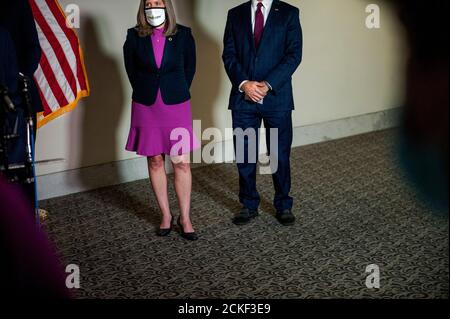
[160,33,175,71]
[243,1,256,54]
[143,35,158,70]
[142,31,175,71]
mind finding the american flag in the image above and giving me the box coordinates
[29,0,89,129]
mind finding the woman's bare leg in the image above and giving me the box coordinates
[172,154,195,233]
[147,155,172,229]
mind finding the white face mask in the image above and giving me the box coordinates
[145,8,166,27]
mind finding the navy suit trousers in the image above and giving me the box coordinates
[232,107,294,211]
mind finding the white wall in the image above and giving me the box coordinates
[35,0,406,176]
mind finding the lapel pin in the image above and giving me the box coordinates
[168,37,173,41]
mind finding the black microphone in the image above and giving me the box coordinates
[0,84,16,112]
[19,73,35,129]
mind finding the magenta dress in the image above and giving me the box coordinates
[126,28,200,157]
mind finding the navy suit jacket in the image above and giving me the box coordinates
[0,27,19,104]
[123,24,196,106]
[222,0,303,111]
[0,0,43,113]
[1,27,27,164]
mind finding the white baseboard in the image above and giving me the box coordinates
[37,108,400,200]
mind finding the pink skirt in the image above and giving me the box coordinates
[126,90,200,157]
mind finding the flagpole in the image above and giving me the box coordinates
[20,73,44,225]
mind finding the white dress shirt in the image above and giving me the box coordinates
[239,0,274,102]
[251,0,273,33]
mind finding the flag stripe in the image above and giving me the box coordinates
[45,0,88,91]
[35,66,56,115]
[30,0,78,100]
[34,22,75,104]
[36,0,81,92]
[29,0,89,128]
[39,49,69,109]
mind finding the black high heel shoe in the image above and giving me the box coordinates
[157,215,174,237]
[177,217,199,241]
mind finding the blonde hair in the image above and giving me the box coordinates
[135,0,177,37]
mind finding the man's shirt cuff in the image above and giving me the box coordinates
[239,80,249,93]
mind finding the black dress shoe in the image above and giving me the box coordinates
[233,208,259,225]
[177,217,199,241]
[157,215,173,237]
[276,210,296,226]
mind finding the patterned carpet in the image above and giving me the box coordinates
[40,130,449,299]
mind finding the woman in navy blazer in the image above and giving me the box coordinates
[123,15,196,106]
[123,0,200,241]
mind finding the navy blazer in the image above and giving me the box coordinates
[0,0,43,113]
[123,24,196,106]
[222,0,303,111]
[0,27,19,104]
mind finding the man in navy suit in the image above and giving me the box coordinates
[222,0,303,226]
[0,0,43,133]
[1,26,37,210]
